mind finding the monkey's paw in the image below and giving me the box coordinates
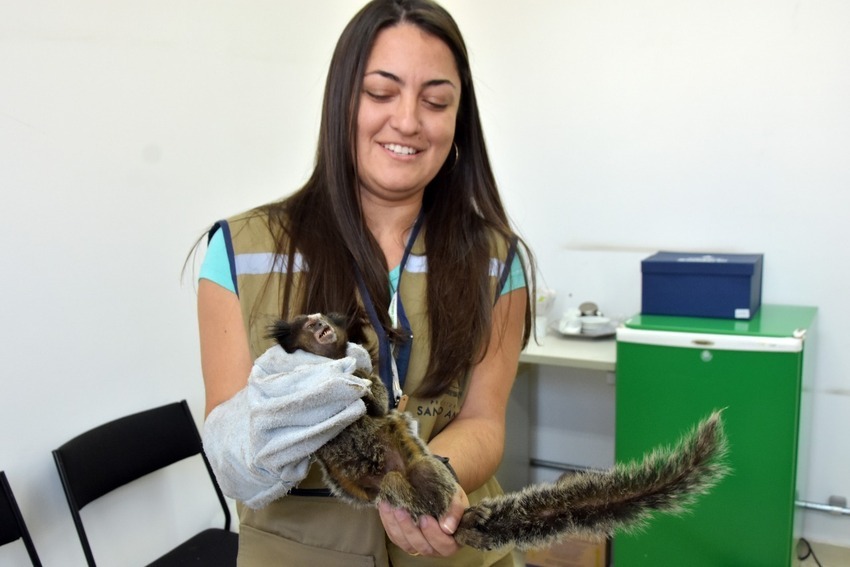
[455,502,501,550]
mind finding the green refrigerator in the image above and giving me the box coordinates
[614,304,817,566]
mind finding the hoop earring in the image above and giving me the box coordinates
[449,142,460,172]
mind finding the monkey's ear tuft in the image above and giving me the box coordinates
[267,320,297,352]
[344,309,370,346]
[327,312,349,328]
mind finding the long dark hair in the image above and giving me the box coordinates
[260,0,534,397]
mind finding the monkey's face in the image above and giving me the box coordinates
[269,312,351,359]
[301,313,348,359]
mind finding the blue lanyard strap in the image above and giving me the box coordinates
[354,215,423,409]
[355,269,395,406]
[392,216,424,384]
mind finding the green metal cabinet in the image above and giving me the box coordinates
[614,304,817,566]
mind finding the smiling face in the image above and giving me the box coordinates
[355,23,461,206]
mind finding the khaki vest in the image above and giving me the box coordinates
[217,210,519,567]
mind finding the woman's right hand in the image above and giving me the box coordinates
[378,485,468,558]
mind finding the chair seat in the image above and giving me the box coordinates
[148,528,238,566]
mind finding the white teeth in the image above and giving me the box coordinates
[383,143,418,156]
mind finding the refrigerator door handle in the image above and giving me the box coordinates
[617,327,804,353]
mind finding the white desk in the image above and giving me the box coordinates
[519,332,616,371]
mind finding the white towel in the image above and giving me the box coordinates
[203,343,373,509]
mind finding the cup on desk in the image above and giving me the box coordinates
[579,315,613,337]
[535,288,557,339]
[558,309,583,335]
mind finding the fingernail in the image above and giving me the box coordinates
[440,516,458,534]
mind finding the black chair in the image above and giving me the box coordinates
[0,471,43,566]
[53,400,238,566]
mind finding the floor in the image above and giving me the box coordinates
[521,540,850,566]
[797,540,850,567]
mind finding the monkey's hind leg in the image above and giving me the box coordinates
[379,455,457,520]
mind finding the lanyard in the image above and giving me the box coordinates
[354,215,423,409]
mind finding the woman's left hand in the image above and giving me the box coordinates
[378,487,469,557]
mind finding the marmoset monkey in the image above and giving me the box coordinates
[269,313,729,551]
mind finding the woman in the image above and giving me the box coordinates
[198,0,534,564]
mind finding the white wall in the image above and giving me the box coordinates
[0,1,847,564]
[457,0,850,548]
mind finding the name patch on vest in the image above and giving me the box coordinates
[413,384,461,422]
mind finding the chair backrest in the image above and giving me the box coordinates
[0,471,43,566]
[53,400,231,566]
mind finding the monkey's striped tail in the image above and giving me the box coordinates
[455,410,729,551]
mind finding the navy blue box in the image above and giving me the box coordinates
[641,252,764,319]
